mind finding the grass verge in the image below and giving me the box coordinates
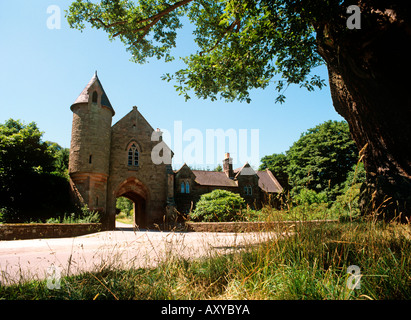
[0,220,410,300]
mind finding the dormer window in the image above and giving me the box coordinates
[128,143,139,167]
[92,91,98,103]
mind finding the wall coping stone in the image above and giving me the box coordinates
[0,223,102,241]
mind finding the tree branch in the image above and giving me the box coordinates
[200,19,241,56]
[132,16,162,44]
[133,0,193,26]
[108,0,193,39]
[90,18,127,29]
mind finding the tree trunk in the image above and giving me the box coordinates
[316,3,411,221]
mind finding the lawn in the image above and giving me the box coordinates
[115,212,134,225]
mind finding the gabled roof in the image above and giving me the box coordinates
[174,163,196,179]
[257,169,283,193]
[192,170,238,187]
[71,72,115,115]
[234,162,257,179]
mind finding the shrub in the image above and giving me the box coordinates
[293,188,328,206]
[329,183,362,221]
[190,190,246,222]
[45,205,100,224]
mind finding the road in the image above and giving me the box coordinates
[0,222,276,285]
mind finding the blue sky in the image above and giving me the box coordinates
[0,0,344,170]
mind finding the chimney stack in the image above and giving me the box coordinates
[223,152,234,178]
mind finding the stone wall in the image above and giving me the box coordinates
[0,223,102,241]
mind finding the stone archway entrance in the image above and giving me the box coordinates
[115,178,149,229]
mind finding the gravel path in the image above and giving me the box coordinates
[0,222,276,285]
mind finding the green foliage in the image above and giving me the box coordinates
[190,189,245,222]
[45,205,100,224]
[66,0,329,103]
[0,119,72,222]
[294,188,328,206]
[116,197,133,216]
[0,119,55,177]
[259,153,289,189]
[329,162,366,220]
[255,121,366,221]
[46,141,70,177]
[213,164,222,172]
[286,120,358,201]
[259,120,361,207]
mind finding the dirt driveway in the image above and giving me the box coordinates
[0,222,276,285]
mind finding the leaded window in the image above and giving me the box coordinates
[128,143,139,166]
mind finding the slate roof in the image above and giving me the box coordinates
[257,170,283,193]
[71,72,115,115]
[234,162,256,179]
[187,167,283,193]
[191,170,238,187]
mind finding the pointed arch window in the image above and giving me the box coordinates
[180,180,190,194]
[128,143,139,167]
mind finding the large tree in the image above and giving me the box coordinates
[259,121,359,200]
[66,0,411,220]
[286,120,358,200]
[259,153,289,190]
[0,119,71,222]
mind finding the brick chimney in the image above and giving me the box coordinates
[223,152,234,178]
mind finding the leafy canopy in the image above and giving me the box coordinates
[0,119,71,222]
[286,120,358,199]
[66,0,329,103]
[259,153,289,189]
[259,120,359,201]
[0,119,55,178]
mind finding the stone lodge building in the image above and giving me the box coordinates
[68,73,283,230]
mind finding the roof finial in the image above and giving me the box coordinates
[94,70,97,77]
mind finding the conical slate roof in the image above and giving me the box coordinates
[71,72,115,115]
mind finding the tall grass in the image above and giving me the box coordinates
[1,219,410,300]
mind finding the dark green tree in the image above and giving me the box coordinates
[286,120,358,200]
[66,0,411,219]
[214,164,223,172]
[0,119,71,222]
[259,153,289,190]
[0,119,55,177]
[46,141,70,177]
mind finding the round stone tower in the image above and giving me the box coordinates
[68,72,114,216]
